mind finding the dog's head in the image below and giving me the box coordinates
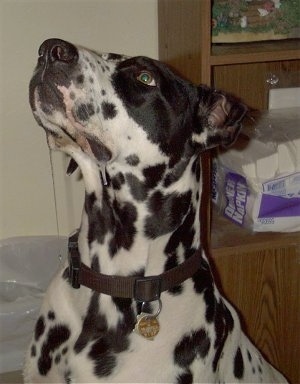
[30,39,247,172]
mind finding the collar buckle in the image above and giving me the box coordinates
[134,276,162,302]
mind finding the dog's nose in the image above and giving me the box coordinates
[38,38,78,65]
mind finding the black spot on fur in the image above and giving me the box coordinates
[212,300,234,372]
[143,163,166,188]
[110,297,135,349]
[48,311,55,321]
[192,258,214,295]
[85,190,113,245]
[38,325,70,376]
[38,354,51,376]
[191,260,235,374]
[204,288,217,323]
[31,344,36,357]
[54,354,61,364]
[35,316,45,341]
[85,189,137,255]
[247,350,252,362]
[74,295,132,378]
[125,173,148,201]
[111,172,125,190]
[223,303,234,332]
[109,200,137,256]
[234,347,244,379]
[176,370,193,384]
[191,157,201,182]
[125,163,166,201]
[91,255,101,273]
[89,339,117,377]
[145,190,192,239]
[64,370,72,384]
[163,158,190,188]
[112,297,134,327]
[75,103,95,121]
[164,206,196,257]
[76,74,84,84]
[125,154,140,166]
[101,101,117,119]
[85,191,97,212]
[62,346,68,355]
[74,293,107,354]
[174,328,211,368]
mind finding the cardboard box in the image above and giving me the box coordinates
[212,108,300,232]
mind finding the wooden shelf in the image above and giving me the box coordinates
[211,39,300,65]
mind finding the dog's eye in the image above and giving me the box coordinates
[137,71,156,86]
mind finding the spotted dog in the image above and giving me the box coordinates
[25,39,287,383]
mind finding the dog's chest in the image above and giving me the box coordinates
[53,279,215,383]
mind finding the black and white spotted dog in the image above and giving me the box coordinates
[25,39,287,383]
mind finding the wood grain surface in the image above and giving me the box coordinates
[211,212,300,383]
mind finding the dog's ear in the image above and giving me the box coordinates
[193,85,248,149]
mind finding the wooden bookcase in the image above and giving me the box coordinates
[158,1,300,382]
[158,0,300,109]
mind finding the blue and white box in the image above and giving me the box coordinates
[212,108,300,232]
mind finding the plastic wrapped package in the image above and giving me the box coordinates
[0,236,67,373]
[212,107,300,232]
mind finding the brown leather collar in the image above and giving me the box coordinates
[68,232,202,302]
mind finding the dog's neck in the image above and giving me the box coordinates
[76,155,202,279]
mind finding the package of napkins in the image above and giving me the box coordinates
[212,108,300,232]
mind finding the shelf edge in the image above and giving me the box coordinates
[211,49,300,66]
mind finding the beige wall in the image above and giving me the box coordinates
[0,0,158,240]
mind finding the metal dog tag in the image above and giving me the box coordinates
[134,313,160,340]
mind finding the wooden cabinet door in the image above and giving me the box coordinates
[212,245,300,384]
[213,60,300,109]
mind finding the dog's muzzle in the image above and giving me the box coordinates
[29,38,79,114]
[29,39,113,164]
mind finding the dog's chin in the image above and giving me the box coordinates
[44,127,112,179]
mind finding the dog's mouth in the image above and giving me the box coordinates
[29,39,112,168]
[30,84,112,169]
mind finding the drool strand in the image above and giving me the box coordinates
[48,149,63,263]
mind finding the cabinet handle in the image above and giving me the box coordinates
[266,73,279,86]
